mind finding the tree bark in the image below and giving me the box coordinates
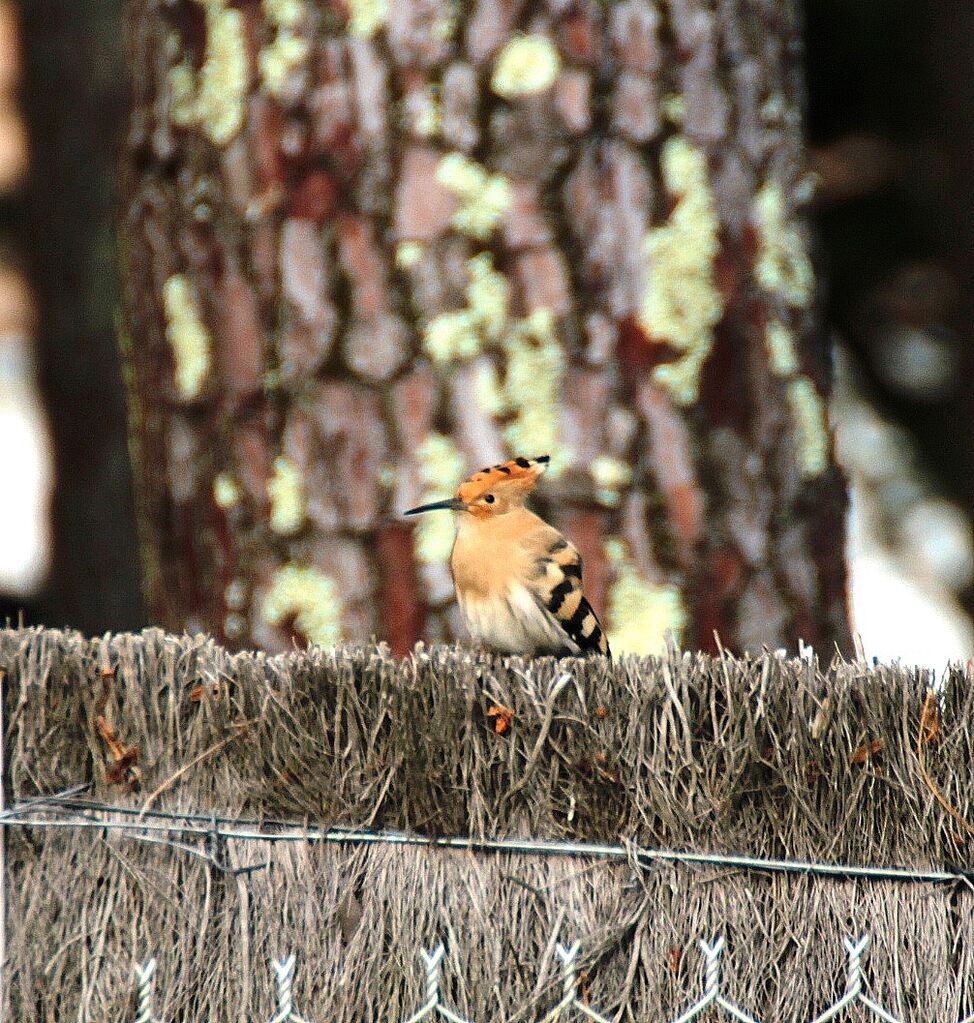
[120,0,851,655]
[17,0,144,634]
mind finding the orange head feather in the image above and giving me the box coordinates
[404,455,549,518]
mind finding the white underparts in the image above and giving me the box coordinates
[458,583,580,654]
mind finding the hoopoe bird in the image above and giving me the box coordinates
[405,455,610,657]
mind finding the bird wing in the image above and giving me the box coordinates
[531,536,611,657]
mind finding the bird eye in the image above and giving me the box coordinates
[484,494,495,504]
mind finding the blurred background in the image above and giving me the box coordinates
[1,0,972,665]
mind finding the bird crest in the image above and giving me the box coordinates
[456,455,549,504]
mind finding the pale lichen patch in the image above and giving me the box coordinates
[766,320,800,377]
[605,538,686,654]
[436,153,512,241]
[267,455,306,534]
[423,310,480,364]
[162,275,212,400]
[465,253,510,342]
[415,433,466,564]
[406,85,442,138]
[347,0,388,38]
[432,9,457,41]
[640,135,722,405]
[419,257,568,475]
[259,0,309,96]
[168,57,197,127]
[167,1,248,145]
[196,1,249,144]
[754,179,814,308]
[472,359,505,416]
[765,319,829,479]
[786,376,829,479]
[213,472,242,509]
[264,0,304,25]
[263,563,342,646]
[591,455,633,507]
[491,34,561,99]
[225,578,248,610]
[660,93,687,125]
[259,30,309,97]
[421,253,509,364]
[501,308,568,475]
[395,241,425,269]
[760,93,786,123]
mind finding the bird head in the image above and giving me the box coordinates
[405,455,549,520]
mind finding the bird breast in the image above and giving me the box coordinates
[449,508,538,600]
[450,509,579,654]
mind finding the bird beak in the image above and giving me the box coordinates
[403,497,467,516]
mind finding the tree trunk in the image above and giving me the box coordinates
[17,0,144,634]
[120,0,851,656]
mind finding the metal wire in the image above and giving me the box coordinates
[132,960,165,1023]
[1,795,968,888]
[127,932,930,1023]
[808,936,901,1023]
[264,956,312,1023]
[2,793,963,1022]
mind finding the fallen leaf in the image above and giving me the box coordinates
[850,738,884,765]
[96,715,140,790]
[591,751,622,783]
[189,683,224,703]
[921,690,940,744]
[487,704,514,734]
[670,947,681,975]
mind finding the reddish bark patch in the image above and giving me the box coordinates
[670,483,704,554]
[218,269,264,398]
[713,549,743,598]
[338,214,387,317]
[250,96,285,195]
[693,587,727,654]
[690,551,744,653]
[560,12,599,64]
[698,315,750,431]
[394,146,455,241]
[517,248,572,315]
[288,170,339,223]
[376,524,427,655]
[713,250,741,306]
[615,314,670,396]
[637,380,704,567]
[741,222,761,267]
[803,471,852,652]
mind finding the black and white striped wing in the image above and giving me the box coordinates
[535,538,610,657]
